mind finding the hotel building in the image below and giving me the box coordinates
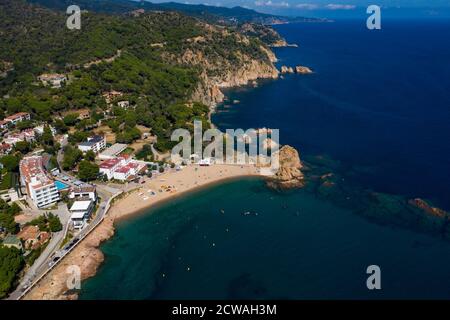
[19,156,60,208]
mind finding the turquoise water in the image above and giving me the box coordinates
[54,180,69,190]
[80,20,450,299]
[81,178,450,299]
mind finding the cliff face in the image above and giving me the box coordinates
[266,145,305,190]
[191,57,278,106]
[165,22,279,106]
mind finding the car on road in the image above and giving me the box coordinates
[48,256,60,267]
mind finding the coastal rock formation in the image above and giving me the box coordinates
[190,55,278,106]
[167,21,279,107]
[270,39,289,47]
[281,65,313,74]
[266,145,305,190]
[295,65,313,74]
[408,198,448,218]
[24,217,115,300]
[280,66,294,74]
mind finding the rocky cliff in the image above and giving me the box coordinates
[24,217,115,300]
[191,58,278,106]
[164,22,279,107]
[266,145,305,190]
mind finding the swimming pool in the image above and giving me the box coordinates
[54,180,69,191]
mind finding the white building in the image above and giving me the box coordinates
[99,155,145,181]
[4,129,36,146]
[99,143,127,160]
[117,101,130,109]
[19,156,60,208]
[69,200,94,229]
[68,185,97,202]
[99,157,123,180]
[38,73,67,88]
[78,135,106,154]
[34,125,57,136]
[1,112,31,126]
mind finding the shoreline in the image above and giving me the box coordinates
[114,174,262,223]
[24,164,262,300]
[23,35,285,300]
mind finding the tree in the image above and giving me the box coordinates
[0,213,17,234]
[0,246,24,299]
[41,125,54,146]
[62,145,82,170]
[47,213,62,232]
[0,155,19,172]
[136,144,153,161]
[84,150,96,162]
[29,215,48,232]
[6,203,21,216]
[14,141,30,154]
[63,113,79,126]
[53,119,68,133]
[78,160,99,181]
[16,120,33,131]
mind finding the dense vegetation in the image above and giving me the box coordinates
[28,0,321,25]
[0,246,24,299]
[28,212,63,232]
[0,200,22,234]
[0,0,277,152]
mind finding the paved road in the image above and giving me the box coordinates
[7,203,71,300]
[6,147,129,300]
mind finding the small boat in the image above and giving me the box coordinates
[220,209,225,214]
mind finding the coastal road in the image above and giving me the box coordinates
[7,147,130,300]
[8,185,119,300]
[7,203,71,300]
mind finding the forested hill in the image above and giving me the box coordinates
[0,0,278,150]
[27,0,325,24]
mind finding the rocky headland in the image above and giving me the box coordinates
[266,145,305,190]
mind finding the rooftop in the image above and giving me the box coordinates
[70,200,92,212]
[80,135,105,147]
[70,185,96,194]
[115,165,131,174]
[3,235,21,245]
[4,112,30,121]
[17,225,40,241]
[19,156,55,189]
[99,158,120,169]
[100,143,128,157]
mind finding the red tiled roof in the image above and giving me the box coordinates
[99,158,120,169]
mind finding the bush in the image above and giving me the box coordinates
[78,160,99,181]
[0,246,24,299]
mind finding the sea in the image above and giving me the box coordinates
[80,19,450,299]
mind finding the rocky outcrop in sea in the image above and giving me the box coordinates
[266,145,305,190]
[280,65,313,74]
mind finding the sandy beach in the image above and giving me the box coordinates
[24,164,261,300]
[110,164,260,220]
